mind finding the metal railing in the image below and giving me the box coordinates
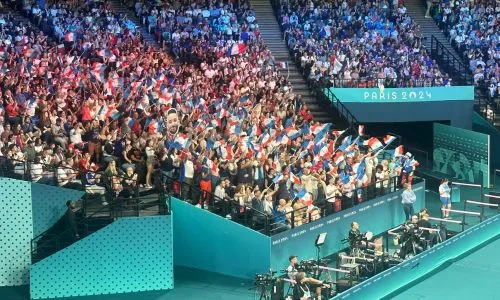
[319,87,359,130]
[325,78,453,88]
[29,182,170,263]
[159,170,420,236]
[430,35,472,86]
[0,155,139,196]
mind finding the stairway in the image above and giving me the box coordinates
[405,0,462,63]
[107,0,158,47]
[251,0,339,124]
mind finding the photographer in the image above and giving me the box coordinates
[293,272,329,300]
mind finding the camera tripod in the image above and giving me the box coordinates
[253,284,270,300]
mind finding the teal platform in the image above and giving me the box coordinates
[30,216,174,299]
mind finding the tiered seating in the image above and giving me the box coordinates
[433,0,499,99]
[276,0,452,88]
[0,0,418,232]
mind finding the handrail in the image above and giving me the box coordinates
[0,155,138,195]
[158,169,420,236]
[429,35,473,86]
[327,78,455,88]
[317,86,359,130]
[30,189,169,261]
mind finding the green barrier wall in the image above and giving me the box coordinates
[0,178,33,286]
[433,123,490,186]
[270,181,426,271]
[30,216,173,299]
[172,198,271,280]
[472,112,500,171]
[333,212,500,299]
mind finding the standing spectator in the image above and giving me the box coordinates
[401,183,417,221]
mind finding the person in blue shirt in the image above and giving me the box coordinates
[401,183,416,221]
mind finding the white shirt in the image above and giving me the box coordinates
[30,163,44,182]
[184,160,194,179]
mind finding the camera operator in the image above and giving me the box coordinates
[287,256,299,281]
[398,215,425,259]
[348,222,370,253]
[293,272,330,300]
[417,213,438,248]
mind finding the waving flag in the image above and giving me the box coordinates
[278,62,288,69]
[355,159,366,180]
[297,149,308,160]
[272,173,284,184]
[227,121,241,135]
[109,108,121,121]
[64,32,75,42]
[173,134,191,150]
[301,123,310,135]
[332,129,346,137]
[295,187,307,200]
[228,43,247,56]
[311,123,332,135]
[277,132,290,145]
[339,135,352,151]
[219,145,233,160]
[383,135,396,145]
[364,137,383,151]
[285,126,301,140]
[259,132,271,147]
[334,151,345,166]
[289,172,301,185]
[393,145,404,157]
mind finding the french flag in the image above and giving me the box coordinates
[358,125,365,136]
[219,145,233,160]
[383,135,396,145]
[272,173,284,184]
[108,108,121,121]
[228,121,241,135]
[248,124,261,137]
[285,126,301,140]
[297,149,308,160]
[97,49,111,58]
[295,187,307,200]
[302,139,314,150]
[64,32,75,42]
[289,172,301,185]
[314,123,332,135]
[97,104,108,119]
[174,134,191,150]
[393,145,404,157]
[259,132,271,147]
[334,151,345,166]
[228,43,247,56]
[277,132,290,145]
[332,129,346,137]
[364,137,383,151]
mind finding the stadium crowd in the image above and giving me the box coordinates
[0,0,418,231]
[275,0,453,89]
[432,0,499,99]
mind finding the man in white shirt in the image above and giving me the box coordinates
[182,153,194,203]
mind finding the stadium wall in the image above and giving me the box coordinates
[30,216,173,299]
[171,198,271,280]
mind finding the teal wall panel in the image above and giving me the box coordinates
[472,112,500,170]
[172,198,271,279]
[334,212,500,299]
[30,216,173,299]
[31,183,84,238]
[270,181,426,271]
[0,178,33,286]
